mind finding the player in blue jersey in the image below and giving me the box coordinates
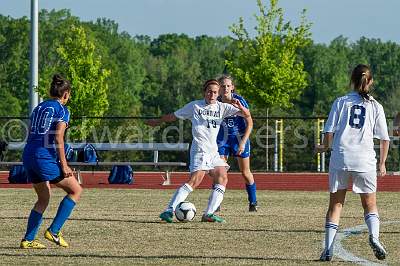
[216,75,257,212]
[20,74,82,249]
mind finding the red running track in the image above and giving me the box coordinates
[1,171,400,191]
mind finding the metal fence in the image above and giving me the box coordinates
[1,116,399,172]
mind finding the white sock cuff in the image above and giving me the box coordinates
[325,221,338,230]
[365,212,380,221]
[183,183,193,192]
[213,184,226,193]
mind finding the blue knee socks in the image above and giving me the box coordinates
[24,209,43,241]
[246,183,257,204]
[48,196,76,234]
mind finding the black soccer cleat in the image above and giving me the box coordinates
[319,250,332,262]
[249,202,258,212]
[369,235,387,260]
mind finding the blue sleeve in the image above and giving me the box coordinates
[240,97,249,109]
[58,106,70,126]
[235,94,249,109]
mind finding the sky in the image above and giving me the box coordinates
[1,0,400,44]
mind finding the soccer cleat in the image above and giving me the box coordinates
[319,250,332,261]
[249,202,258,212]
[201,213,226,223]
[159,211,174,223]
[20,239,46,249]
[369,235,387,260]
[44,229,69,247]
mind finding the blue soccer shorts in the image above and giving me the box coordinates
[218,135,250,158]
[23,153,64,184]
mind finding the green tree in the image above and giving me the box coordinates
[0,15,30,114]
[87,18,147,117]
[38,25,110,140]
[226,0,311,108]
[298,37,351,116]
[193,35,232,81]
[143,34,203,114]
[0,89,21,116]
[350,38,400,115]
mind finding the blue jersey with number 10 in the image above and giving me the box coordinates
[25,99,70,158]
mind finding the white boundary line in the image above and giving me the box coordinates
[335,224,383,266]
[325,221,399,265]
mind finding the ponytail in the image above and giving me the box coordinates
[49,74,71,98]
[350,64,372,101]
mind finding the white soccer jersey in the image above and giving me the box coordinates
[174,100,240,154]
[324,91,390,172]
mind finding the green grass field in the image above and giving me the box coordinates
[0,188,399,265]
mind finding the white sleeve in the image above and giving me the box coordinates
[174,102,194,120]
[222,103,240,118]
[323,99,340,133]
[373,104,390,140]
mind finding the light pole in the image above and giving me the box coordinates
[29,0,39,116]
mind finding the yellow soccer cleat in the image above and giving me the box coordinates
[20,239,46,249]
[44,229,69,247]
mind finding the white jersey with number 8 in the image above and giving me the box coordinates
[323,92,390,172]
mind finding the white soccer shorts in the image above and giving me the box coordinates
[189,151,228,173]
[328,168,377,193]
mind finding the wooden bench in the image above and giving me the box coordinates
[0,142,189,185]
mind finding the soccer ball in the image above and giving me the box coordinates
[175,201,196,222]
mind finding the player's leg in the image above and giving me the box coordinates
[203,165,228,223]
[214,155,228,212]
[360,193,386,260]
[320,168,350,261]
[45,174,82,247]
[237,155,257,211]
[361,192,379,238]
[320,189,347,261]
[214,137,230,213]
[160,170,206,223]
[354,171,386,260]
[232,137,257,211]
[160,150,210,222]
[166,170,206,211]
[21,181,51,249]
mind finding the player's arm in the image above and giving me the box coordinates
[230,98,250,118]
[378,139,389,177]
[145,113,177,127]
[227,99,252,155]
[238,114,253,155]
[55,122,73,178]
[315,132,333,153]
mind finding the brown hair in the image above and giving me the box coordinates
[50,74,71,98]
[202,79,220,92]
[350,64,373,100]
